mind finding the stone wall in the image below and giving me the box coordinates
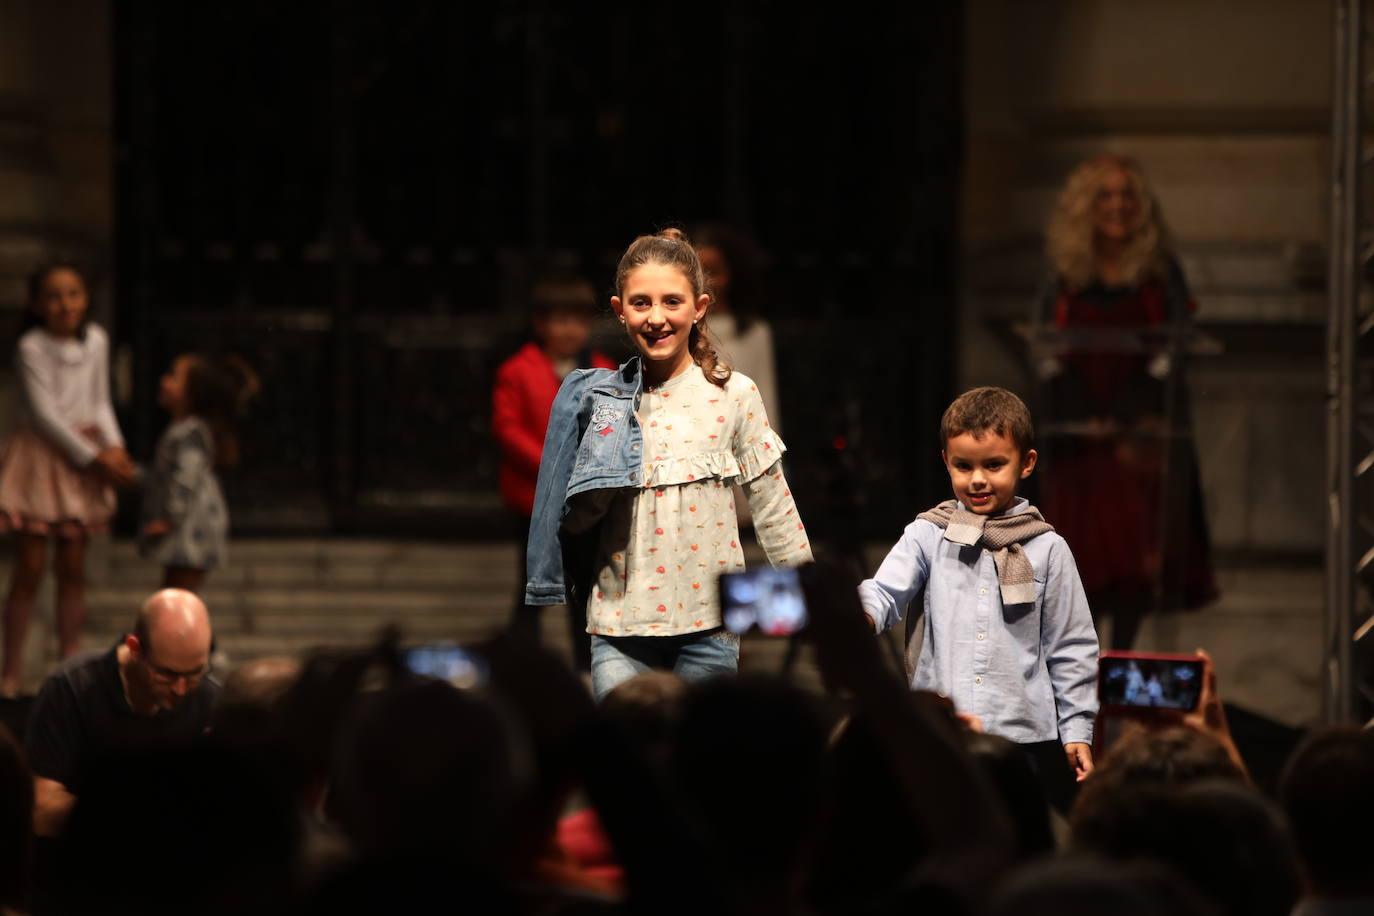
[962,0,1330,557]
[0,0,113,429]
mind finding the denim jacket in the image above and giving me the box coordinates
[524,358,648,606]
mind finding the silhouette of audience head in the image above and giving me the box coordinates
[0,724,31,912]
[212,656,301,747]
[671,674,830,895]
[1071,724,1243,828]
[331,678,532,869]
[57,743,295,915]
[1073,779,1299,916]
[601,670,687,766]
[1280,725,1374,899]
[964,731,1055,861]
[985,856,1210,916]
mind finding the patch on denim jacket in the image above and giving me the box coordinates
[591,405,623,437]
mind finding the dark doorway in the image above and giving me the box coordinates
[114,2,961,540]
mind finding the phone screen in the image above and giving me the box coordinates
[720,567,808,636]
[1098,654,1203,710]
[403,645,487,689]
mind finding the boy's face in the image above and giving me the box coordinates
[534,310,595,360]
[942,430,1037,516]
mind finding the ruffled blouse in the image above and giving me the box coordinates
[585,367,811,637]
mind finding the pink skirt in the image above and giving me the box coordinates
[0,426,115,538]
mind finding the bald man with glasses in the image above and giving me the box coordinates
[25,588,220,836]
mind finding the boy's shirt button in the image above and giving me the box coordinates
[979,588,988,596]
[974,677,983,684]
[977,633,985,640]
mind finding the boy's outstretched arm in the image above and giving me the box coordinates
[1039,538,1100,779]
[857,518,934,633]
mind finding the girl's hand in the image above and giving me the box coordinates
[142,519,172,538]
[1065,742,1094,781]
[92,447,135,488]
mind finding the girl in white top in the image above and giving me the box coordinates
[586,229,812,699]
[0,264,134,694]
[692,223,782,431]
[139,353,258,593]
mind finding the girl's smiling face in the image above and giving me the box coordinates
[32,268,88,338]
[611,262,709,383]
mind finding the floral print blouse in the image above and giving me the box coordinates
[585,367,812,637]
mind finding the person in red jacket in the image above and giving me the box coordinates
[493,273,615,670]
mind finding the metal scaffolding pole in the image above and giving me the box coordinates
[1327,0,1374,725]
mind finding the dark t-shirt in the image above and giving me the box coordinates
[24,644,220,792]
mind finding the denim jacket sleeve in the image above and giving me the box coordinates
[523,370,593,606]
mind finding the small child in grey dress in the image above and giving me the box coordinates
[139,353,258,592]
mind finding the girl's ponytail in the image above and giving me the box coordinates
[688,320,727,386]
[184,354,260,468]
[220,355,261,414]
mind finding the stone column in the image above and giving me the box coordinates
[0,0,112,317]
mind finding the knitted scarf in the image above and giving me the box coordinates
[917,499,1054,604]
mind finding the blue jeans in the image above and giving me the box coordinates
[589,629,740,701]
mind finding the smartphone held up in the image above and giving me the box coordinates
[403,644,488,689]
[1097,651,1204,712]
[719,567,809,636]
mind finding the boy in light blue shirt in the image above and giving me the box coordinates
[859,386,1099,781]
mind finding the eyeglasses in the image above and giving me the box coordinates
[145,658,211,686]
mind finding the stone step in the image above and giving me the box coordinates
[90,563,518,591]
[83,540,521,591]
[82,584,510,619]
[83,620,519,656]
[90,609,504,638]
[89,539,518,565]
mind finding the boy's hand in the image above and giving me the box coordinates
[1065,742,1094,781]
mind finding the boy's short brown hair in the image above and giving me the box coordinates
[940,386,1035,454]
[530,272,598,317]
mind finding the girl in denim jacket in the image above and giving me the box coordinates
[525,229,812,699]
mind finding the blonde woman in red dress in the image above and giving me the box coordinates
[1035,155,1218,650]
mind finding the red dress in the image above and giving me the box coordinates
[491,342,615,517]
[1037,265,1217,612]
